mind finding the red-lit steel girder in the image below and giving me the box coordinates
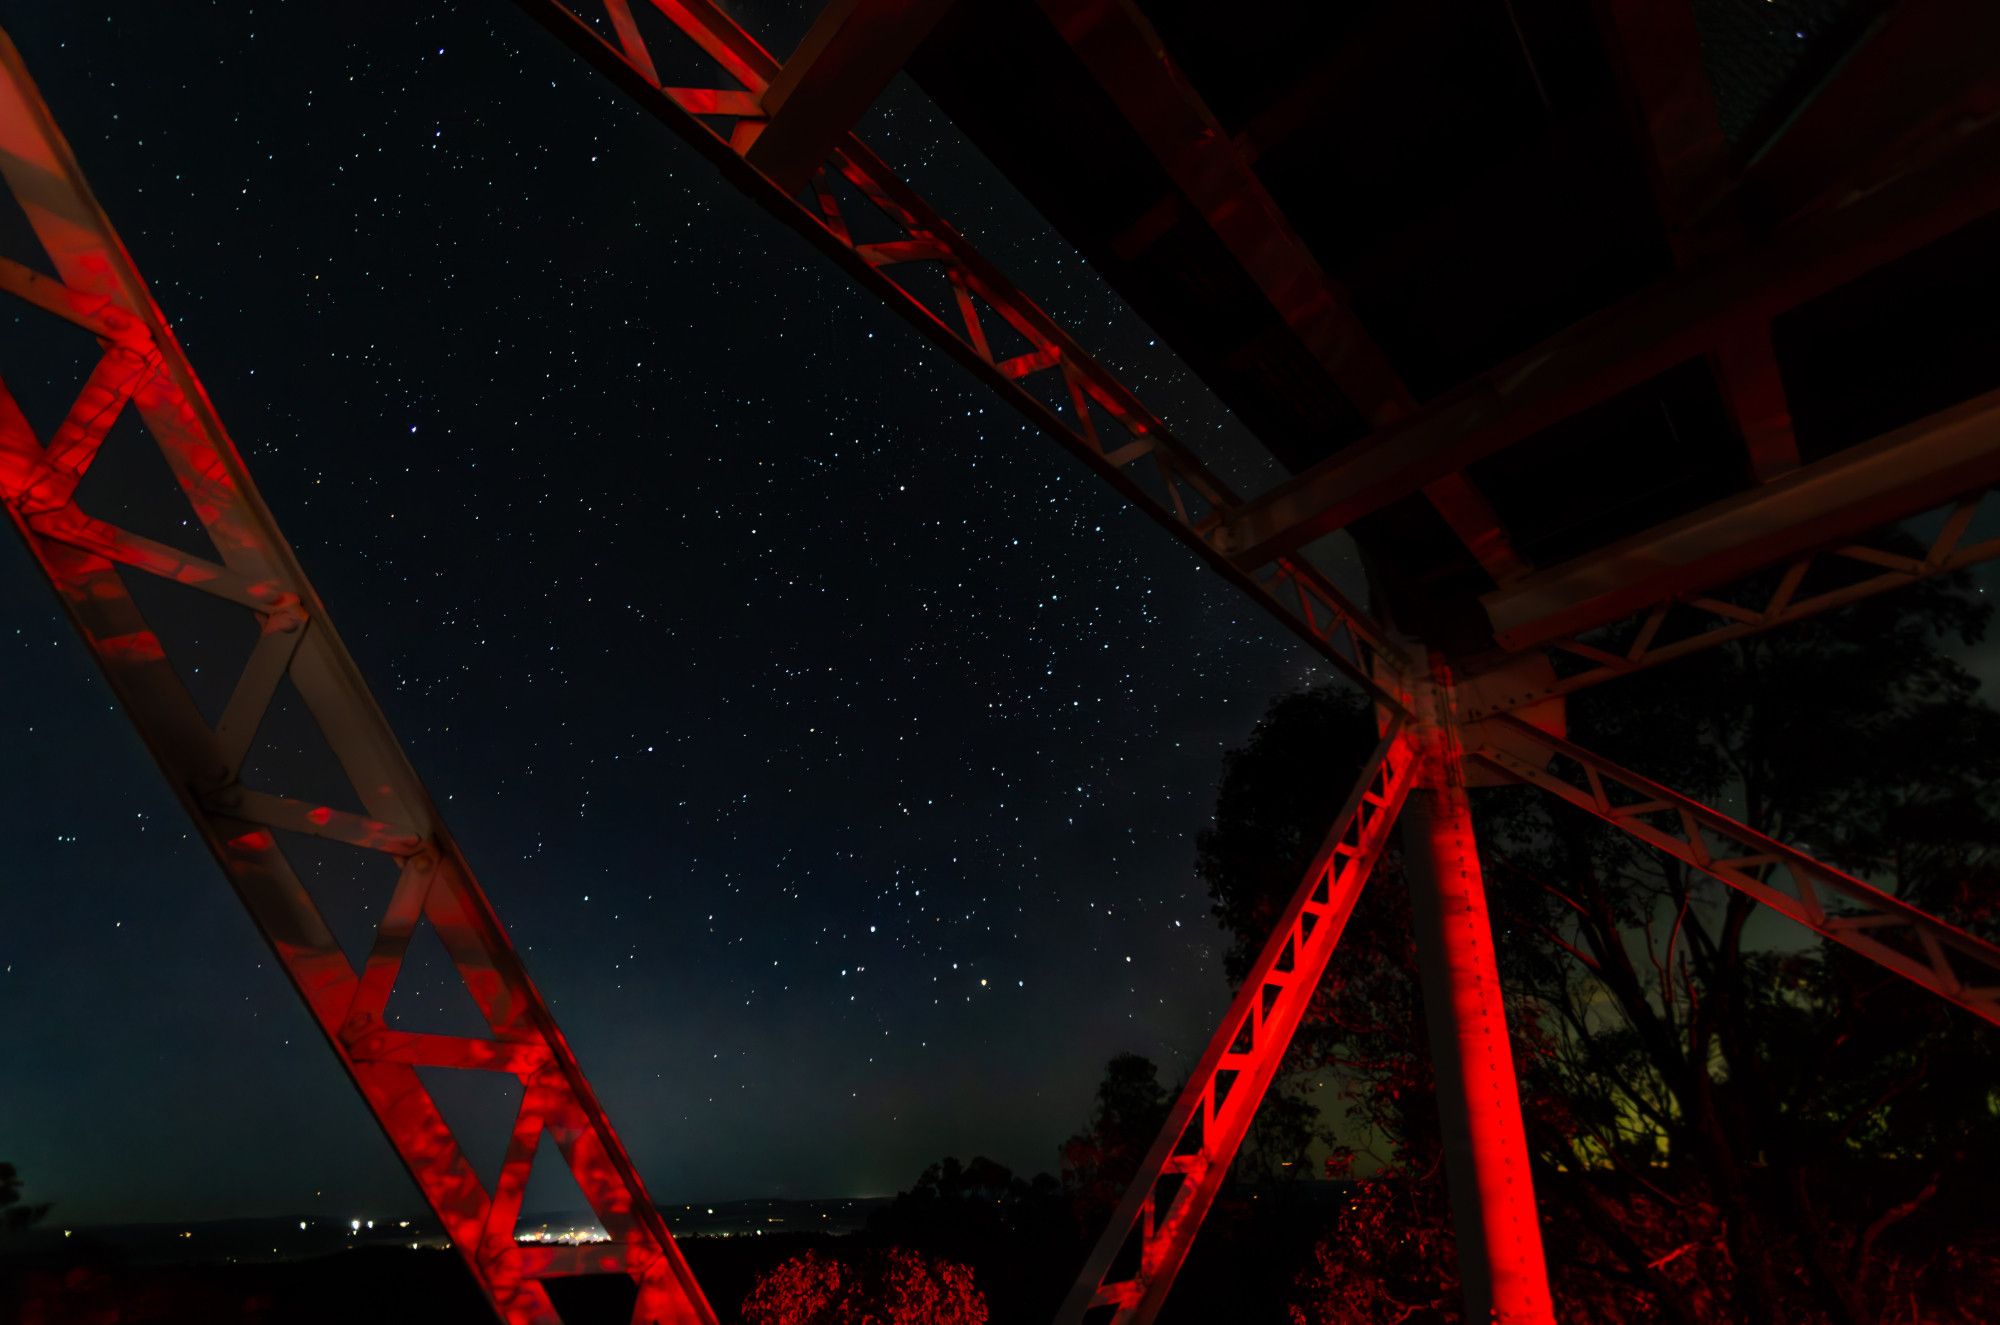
[1471,716,2000,1024]
[0,34,713,1325]
[1058,670,1573,1325]
[511,0,1411,718]
[1056,718,1422,1324]
[1401,675,1555,1325]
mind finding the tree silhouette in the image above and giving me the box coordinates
[0,1162,48,1240]
[1057,1052,1168,1226]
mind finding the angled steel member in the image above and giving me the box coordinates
[1056,718,1423,1323]
[0,32,713,1325]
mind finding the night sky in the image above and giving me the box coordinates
[0,3,1358,1225]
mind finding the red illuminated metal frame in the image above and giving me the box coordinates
[1471,716,2000,1025]
[511,6,2000,1322]
[9,4,1999,1323]
[1056,719,1420,1324]
[0,35,712,1325]
[511,0,1409,717]
[1062,675,2000,1323]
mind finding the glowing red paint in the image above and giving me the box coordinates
[93,629,167,663]
[1402,677,1555,1324]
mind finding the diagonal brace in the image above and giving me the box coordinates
[1057,720,1419,1324]
[1470,715,2000,1024]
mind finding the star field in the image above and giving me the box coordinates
[0,2,1358,1223]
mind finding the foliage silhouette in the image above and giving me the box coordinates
[0,1162,48,1241]
[740,1247,987,1325]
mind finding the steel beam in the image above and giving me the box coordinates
[1038,0,1406,429]
[1402,678,1555,1325]
[1036,0,1530,584]
[1221,113,2000,571]
[1461,506,2000,717]
[1591,0,1800,482]
[1471,716,2000,1025]
[510,0,1412,716]
[1478,388,2000,654]
[0,32,713,1325]
[742,0,959,196]
[1056,721,1419,1324]
[1737,0,2000,231]
[1467,494,2000,712]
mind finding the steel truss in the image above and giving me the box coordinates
[7,4,1999,1324]
[499,0,2000,728]
[1467,483,2000,717]
[0,35,711,1325]
[458,4,2000,1321]
[1054,671,1574,1325]
[1056,663,2000,1322]
[510,0,1409,717]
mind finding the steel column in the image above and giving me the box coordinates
[1402,679,1555,1325]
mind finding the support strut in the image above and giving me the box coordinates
[1402,678,1555,1324]
[1056,721,1419,1323]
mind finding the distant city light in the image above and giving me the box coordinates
[514,1225,612,1246]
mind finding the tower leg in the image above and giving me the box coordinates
[1401,728,1555,1323]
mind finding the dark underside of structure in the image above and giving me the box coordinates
[910,0,2000,653]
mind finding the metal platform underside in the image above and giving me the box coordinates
[909,0,2000,657]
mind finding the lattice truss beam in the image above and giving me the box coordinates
[0,35,712,1325]
[1471,716,2000,1025]
[512,0,1408,716]
[1058,721,1420,1324]
[1465,482,2000,717]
